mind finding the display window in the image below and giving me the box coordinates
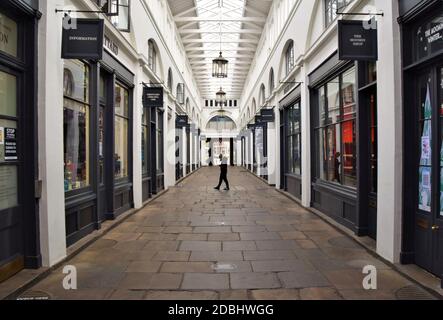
[114,83,129,180]
[314,67,357,188]
[63,60,90,192]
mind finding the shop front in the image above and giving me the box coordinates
[309,52,378,238]
[0,0,40,282]
[279,86,302,200]
[63,47,135,245]
[400,0,443,280]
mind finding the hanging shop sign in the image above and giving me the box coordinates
[260,109,275,123]
[176,115,189,129]
[338,20,378,61]
[3,128,17,161]
[255,115,264,126]
[143,87,164,108]
[62,18,105,60]
[247,123,256,130]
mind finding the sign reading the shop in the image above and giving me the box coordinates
[176,115,189,129]
[416,15,443,62]
[104,35,119,56]
[143,87,163,108]
[255,116,264,126]
[4,127,17,161]
[260,109,275,123]
[62,19,104,60]
[0,13,18,57]
[338,20,378,61]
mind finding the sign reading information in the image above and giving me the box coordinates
[0,13,18,57]
[143,87,164,108]
[260,109,275,123]
[338,20,378,61]
[62,19,104,60]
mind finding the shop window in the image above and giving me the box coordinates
[0,70,18,210]
[325,0,350,28]
[142,106,149,175]
[286,101,301,175]
[114,83,129,179]
[63,60,90,192]
[156,111,164,174]
[314,67,357,188]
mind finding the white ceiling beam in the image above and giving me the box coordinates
[179,29,263,34]
[187,53,253,59]
[175,17,266,23]
[173,6,198,18]
[183,39,258,44]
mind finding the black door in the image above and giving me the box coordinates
[368,87,378,239]
[415,68,443,278]
[280,109,285,190]
[361,85,378,239]
[0,66,24,282]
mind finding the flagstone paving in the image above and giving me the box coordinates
[24,167,438,300]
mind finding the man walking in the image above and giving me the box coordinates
[214,154,230,191]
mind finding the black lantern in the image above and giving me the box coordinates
[216,87,227,106]
[212,52,228,78]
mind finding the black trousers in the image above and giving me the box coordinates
[216,165,230,189]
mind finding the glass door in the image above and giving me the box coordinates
[415,68,443,278]
[0,68,23,282]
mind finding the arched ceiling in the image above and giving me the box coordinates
[167,0,272,100]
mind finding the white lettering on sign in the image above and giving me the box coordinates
[69,36,98,41]
[425,23,443,44]
[350,34,366,47]
[104,35,119,55]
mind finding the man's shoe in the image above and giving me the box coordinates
[214,187,220,190]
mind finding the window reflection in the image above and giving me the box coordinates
[315,67,357,188]
[63,60,90,192]
[114,83,129,179]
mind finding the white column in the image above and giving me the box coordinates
[301,72,311,208]
[249,130,254,171]
[182,127,187,177]
[236,139,242,166]
[37,0,67,267]
[164,107,176,188]
[132,66,143,209]
[275,109,281,189]
[375,0,403,263]
[268,121,276,185]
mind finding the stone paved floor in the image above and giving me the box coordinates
[24,167,437,300]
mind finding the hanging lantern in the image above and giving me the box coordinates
[212,52,228,78]
[216,87,227,106]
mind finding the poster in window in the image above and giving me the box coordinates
[419,167,432,212]
[441,141,443,216]
[441,168,443,216]
[421,136,431,161]
[419,84,432,212]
